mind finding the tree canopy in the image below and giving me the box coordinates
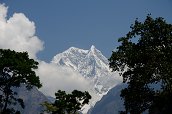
[109,15,172,114]
[43,90,91,114]
[0,49,42,114]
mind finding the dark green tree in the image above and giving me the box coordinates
[43,90,91,114]
[109,15,172,114]
[0,49,42,114]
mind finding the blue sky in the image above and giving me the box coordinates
[1,0,172,62]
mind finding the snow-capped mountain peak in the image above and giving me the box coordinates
[90,45,96,54]
[52,45,121,91]
[52,45,110,75]
[51,45,122,114]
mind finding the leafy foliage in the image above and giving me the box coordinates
[109,15,172,113]
[43,90,91,114]
[0,49,42,114]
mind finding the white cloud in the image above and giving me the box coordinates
[0,3,7,22]
[36,61,92,96]
[0,4,44,59]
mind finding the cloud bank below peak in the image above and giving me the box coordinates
[0,4,44,59]
[37,61,92,96]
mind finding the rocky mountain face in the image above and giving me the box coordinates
[51,45,122,113]
[12,86,49,114]
[90,84,126,114]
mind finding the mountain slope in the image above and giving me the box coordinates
[12,86,49,114]
[90,84,126,114]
